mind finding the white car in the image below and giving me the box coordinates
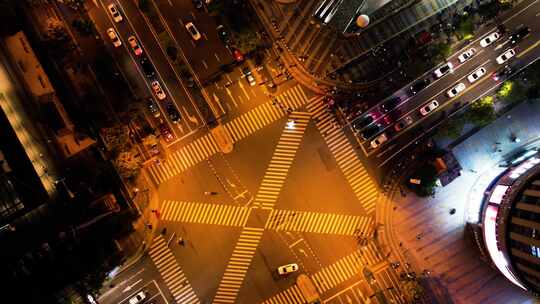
[467,67,486,83]
[128,291,146,304]
[371,133,388,149]
[185,22,202,41]
[128,36,143,56]
[106,28,122,47]
[108,4,123,23]
[420,100,439,116]
[447,83,466,97]
[151,81,166,100]
[480,32,500,47]
[458,48,476,63]
[278,263,299,275]
[433,62,453,78]
[496,49,516,64]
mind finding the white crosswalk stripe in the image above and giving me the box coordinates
[265,209,373,236]
[212,227,264,303]
[306,99,379,215]
[311,250,365,293]
[160,200,251,227]
[253,112,311,209]
[261,285,306,304]
[149,236,200,304]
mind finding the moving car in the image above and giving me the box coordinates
[433,62,453,78]
[371,133,387,149]
[232,48,244,62]
[394,116,414,132]
[185,22,202,41]
[509,26,530,45]
[166,103,181,122]
[496,49,516,64]
[410,78,430,95]
[352,115,374,131]
[147,98,160,118]
[480,32,500,47]
[467,67,486,83]
[128,36,143,56]
[242,67,256,86]
[106,28,121,47]
[151,81,166,100]
[216,25,230,44]
[458,48,476,63]
[278,263,299,275]
[128,291,146,304]
[139,57,155,78]
[159,123,174,143]
[360,124,380,140]
[492,65,512,81]
[107,4,123,23]
[447,83,466,97]
[380,97,400,113]
[420,100,439,116]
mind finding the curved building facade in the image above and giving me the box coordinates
[481,152,540,294]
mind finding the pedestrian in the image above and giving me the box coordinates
[178,236,185,246]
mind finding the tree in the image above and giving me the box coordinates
[465,96,495,126]
[498,80,526,104]
[436,116,465,139]
[407,163,438,197]
[429,42,451,62]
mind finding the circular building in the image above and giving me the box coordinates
[480,151,540,294]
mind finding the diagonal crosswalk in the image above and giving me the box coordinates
[148,236,200,304]
[253,112,311,209]
[146,132,220,185]
[264,209,373,236]
[212,227,264,303]
[225,85,312,142]
[306,99,379,215]
[160,200,251,227]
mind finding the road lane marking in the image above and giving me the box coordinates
[288,238,303,248]
[238,78,250,100]
[517,39,540,58]
[214,52,221,62]
[224,87,238,106]
[161,200,251,226]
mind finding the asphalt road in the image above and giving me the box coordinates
[348,0,540,170]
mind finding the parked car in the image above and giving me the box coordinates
[410,79,430,95]
[467,67,486,83]
[128,36,143,56]
[496,49,516,64]
[185,22,202,41]
[433,62,453,78]
[492,65,512,81]
[420,100,439,116]
[458,48,476,63]
[480,32,500,47]
[371,133,387,149]
[360,124,380,140]
[106,28,122,47]
[140,57,155,78]
[232,48,244,62]
[278,263,299,275]
[151,81,166,100]
[380,97,400,113]
[166,103,181,122]
[128,291,145,304]
[147,98,160,118]
[394,116,414,132]
[509,26,530,45]
[447,83,466,97]
[107,4,123,23]
[159,123,174,143]
[216,25,230,43]
[242,67,256,86]
[352,115,373,131]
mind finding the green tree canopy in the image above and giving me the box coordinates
[465,96,496,126]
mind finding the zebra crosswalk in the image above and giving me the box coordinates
[306,99,379,215]
[261,285,306,304]
[148,236,200,304]
[213,227,264,303]
[264,209,373,236]
[253,112,311,209]
[160,200,251,227]
[146,132,220,185]
[224,85,312,142]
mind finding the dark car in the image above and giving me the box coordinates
[352,115,374,131]
[216,25,230,44]
[509,26,530,45]
[410,78,430,95]
[192,0,203,10]
[159,122,174,143]
[380,97,400,113]
[360,124,380,140]
[492,65,512,81]
[147,98,160,118]
[139,57,155,78]
[165,103,181,122]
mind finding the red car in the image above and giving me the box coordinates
[232,48,244,62]
[159,123,174,143]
